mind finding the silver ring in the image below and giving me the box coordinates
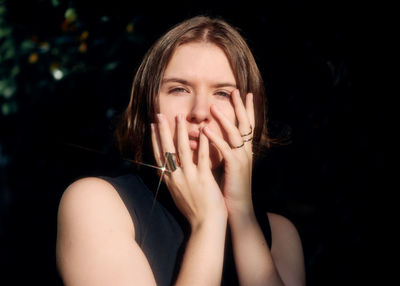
[165,152,180,172]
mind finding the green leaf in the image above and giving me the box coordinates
[11,65,20,77]
[1,101,18,115]
[3,86,15,99]
[4,47,15,59]
[0,79,5,92]
[51,0,60,7]
[0,27,11,38]
[0,79,16,99]
[1,102,10,115]
[104,61,119,71]
[65,8,77,22]
[20,39,35,52]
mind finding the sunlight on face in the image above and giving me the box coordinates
[159,42,237,169]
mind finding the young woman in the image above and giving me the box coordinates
[56,16,305,286]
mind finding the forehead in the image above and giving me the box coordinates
[163,42,236,84]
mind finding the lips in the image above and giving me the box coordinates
[188,130,200,150]
[188,130,200,141]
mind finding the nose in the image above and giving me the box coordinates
[187,93,212,124]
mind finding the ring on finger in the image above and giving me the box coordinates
[231,141,245,149]
[243,136,253,143]
[165,152,180,172]
[240,125,253,137]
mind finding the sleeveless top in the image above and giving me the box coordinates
[99,173,272,286]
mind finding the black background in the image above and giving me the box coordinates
[0,0,383,285]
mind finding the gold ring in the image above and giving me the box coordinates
[231,142,245,149]
[241,125,253,137]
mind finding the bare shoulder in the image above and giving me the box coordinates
[57,177,156,285]
[58,177,134,234]
[60,177,127,214]
[267,212,300,238]
[60,177,121,206]
[267,212,306,286]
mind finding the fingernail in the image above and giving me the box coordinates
[157,113,163,122]
[203,126,209,133]
[150,123,155,131]
[248,93,253,100]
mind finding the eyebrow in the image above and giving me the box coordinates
[162,77,237,88]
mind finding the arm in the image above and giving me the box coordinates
[268,213,306,286]
[228,207,284,286]
[56,177,157,286]
[203,90,305,285]
[57,177,227,286]
[229,208,305,286]
[152,114,228,286]
[174,215,227,286]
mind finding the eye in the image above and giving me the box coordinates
[169,87,189,94]
[215,91,232,99]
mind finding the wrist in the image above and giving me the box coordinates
[226,198,254,217]
[190,212,228,233]
[227,202,258,228]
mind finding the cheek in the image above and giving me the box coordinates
[159,98,182,139]
[160,110,177,137]
[214,101,236,125]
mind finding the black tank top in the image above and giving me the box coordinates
[99,173,272,286]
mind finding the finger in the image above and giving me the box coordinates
[157,113,176,153]
[202,126,234,162]
[157,114,182,176]
[151,123,171,178]
[150,123,163,167]
[176,113,195,173]
[232,90,253,155]
[240,92,255,154]
[245,92,255,130]
[198,128,210,171]
[210,104,243,148]
[231,89,252,136]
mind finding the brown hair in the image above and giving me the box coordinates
[116,16,272,165]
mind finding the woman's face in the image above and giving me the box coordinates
[158,42,237,169]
